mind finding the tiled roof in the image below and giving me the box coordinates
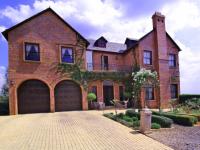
[87,39,127,53]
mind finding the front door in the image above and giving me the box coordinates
[103,85,114,106]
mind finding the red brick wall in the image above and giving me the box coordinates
[8,10,88,115]
[92,51,124,71]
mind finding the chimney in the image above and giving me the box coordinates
[152,12,165,31]
[152,12,170,108]
[152,12,167,59]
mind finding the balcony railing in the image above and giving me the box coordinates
[87,63,133,72]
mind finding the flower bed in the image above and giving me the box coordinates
[104,110,173,130]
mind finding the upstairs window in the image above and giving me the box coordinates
[169,54,176,67]
[145,87,154,100]
[25,43,40,61]
[101,55,109,70]
[143,50,152,65]
[171,84,178,99]
[61,47,74,63]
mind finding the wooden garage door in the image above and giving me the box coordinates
[18,80,50,114]
[55,80,82,111]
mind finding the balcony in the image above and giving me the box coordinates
[87,63,133,72]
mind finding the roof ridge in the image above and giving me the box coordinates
[2,7,89,46]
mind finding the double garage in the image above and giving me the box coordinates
[17,80,82,114]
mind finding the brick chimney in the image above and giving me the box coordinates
[152,12,170,108]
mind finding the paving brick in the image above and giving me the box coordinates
[0,111,172,150]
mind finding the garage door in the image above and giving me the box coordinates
[54,80,82,111]
[17,80,50,114]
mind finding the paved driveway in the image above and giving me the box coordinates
[0,111,172,150]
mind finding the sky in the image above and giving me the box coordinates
[0,0,200,94]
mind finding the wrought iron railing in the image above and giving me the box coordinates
[87,63,133,72]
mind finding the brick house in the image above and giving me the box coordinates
[2,8,180,115]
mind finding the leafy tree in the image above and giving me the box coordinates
[1,69,8,97]
[132,68,159,109]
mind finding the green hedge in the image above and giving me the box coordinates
[152,115,173,128]
[0,102,9,115]
[153,112,197,126]
[151,123,161,129]
[103,113,116,121]
[125,110,140,119]
[179,94,200,103]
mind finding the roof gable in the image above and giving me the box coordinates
[94,36,108,48]
[2,8,89,46]
[166,32,181,51]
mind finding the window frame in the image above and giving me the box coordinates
[145,87,154,100]
[170,84,178,99]
[169,54,176,67]
[143,50,152,65]
[60,46,75,64]
[24,42,40,62]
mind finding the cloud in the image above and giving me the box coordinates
[161,0,200,37]
[1,5,33,23]
[178,40,200,94]
[0,0,152,42]
[0,26,6,41]
[0,0,200,93]
[0,66,6,93]
[159,0,200,94]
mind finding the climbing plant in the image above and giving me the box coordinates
[57,62,129,91]
[132,68,159,109]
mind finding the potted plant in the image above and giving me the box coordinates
[87,92,97,109]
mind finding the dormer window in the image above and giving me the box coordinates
[24,42,40,61]
[94,36,107,48]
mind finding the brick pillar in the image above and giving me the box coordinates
[50,87,55,112]
[114,83,119,100]
[9,84,17,115]
[82,88,88,110]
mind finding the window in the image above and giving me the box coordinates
[25,43,40,61]
[91,86,97,101]
[119,86,124,101]
[143,51,152,65]
[61,47,74,63]
[169,54,176,67]
[145,87,154,100]
[101,55,109,70]
[171,84,178,99]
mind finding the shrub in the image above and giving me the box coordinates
[122,115,133,122]
[132,117,138,122]
[179,94,200,103]
[151,123,161,129]
[116,112,124,118]
[103,113,116,121]
[117,119,133,127]
[0,96,9,115]
[125,110,140,119]
[133,121,140,128]
[87,93,96,102]
[153,112,197,126]
[185,98,200,109]
[152,115,173,128]
[189,114,200,121]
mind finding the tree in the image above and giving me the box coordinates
[132,68,159,109]
[1,69,8,97]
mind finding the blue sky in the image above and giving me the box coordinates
[0,0,200,94]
